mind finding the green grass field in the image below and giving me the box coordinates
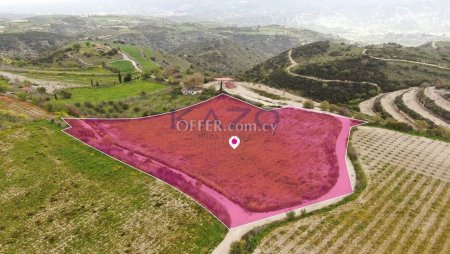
[109,60,135,73]
[57,81,166,104]
[0,120,227,253]
[114,43,158,73]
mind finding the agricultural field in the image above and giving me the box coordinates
[252,126,450,254]
[53,81,166,104]
[113,43,158,73]
[0,118,227,253]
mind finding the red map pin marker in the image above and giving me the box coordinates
[229,136,240,149]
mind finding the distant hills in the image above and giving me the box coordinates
[0,15,343,75]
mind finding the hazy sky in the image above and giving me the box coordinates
[1,0,449,43]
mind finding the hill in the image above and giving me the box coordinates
[245,41,450,103]
[0,31,70,59]
[1,15,344,75]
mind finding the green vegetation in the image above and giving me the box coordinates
[249,88,283,100]
[0,78,8,92]
[0,120,227,253]
[113,43,158,73]
[68,86,217,118]
[54,81,166,104]
[417,89,450,122]
[109,60,135,73]
[367,42,450,67]
[393,93,435,128]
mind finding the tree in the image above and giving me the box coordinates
[183,73,204,88]
[90,78,94,86]
[59,90,72,99]
[118,72,122,83]
[124,73,132,82]
[72,43,81,51]
[37,87,46,94]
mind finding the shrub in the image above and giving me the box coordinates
[303,100,314,109]
[123,73,132,82]
[17,92,27,101]
[319,100,330,111]
[37,87,46,94]
[59,90,72,99]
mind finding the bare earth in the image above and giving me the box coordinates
[204,81,316,109]
[359,94,383,116]
[253,126,450,254]
[380,89,415,125]
[425,86,450,112]
[403,88,450,128]
[0,71,84,94]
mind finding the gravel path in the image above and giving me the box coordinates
[403,88,450,128]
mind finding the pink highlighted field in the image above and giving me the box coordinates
[64,94,361,228]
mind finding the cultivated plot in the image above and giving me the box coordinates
[63,94,360,228]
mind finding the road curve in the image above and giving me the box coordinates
[287,50,380,89]
[424,86,450,112]
[380,89,415,126]
[403,88,450,128]
[119,52,143,73]
[362,49,449,70]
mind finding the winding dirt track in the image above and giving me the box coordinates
[119,52,143,73]
[287,50,380,89]
[424,86,450,112]
[362,49,450,70]
[0,71,84,94]
[403,88,450,128]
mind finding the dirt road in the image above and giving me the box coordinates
[287,50,380,89]
[359,94,384,116]
[362,49,449,70]
[403,88,450,128]
[424,86,450,112]
[119,52,143,73]
[0,71,84,94]
[380,89,415,126]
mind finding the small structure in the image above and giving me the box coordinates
[181,87,204,95]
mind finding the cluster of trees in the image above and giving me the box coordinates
[291,41,330,59]
[267,69,374,103]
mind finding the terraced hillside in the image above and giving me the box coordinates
[246,41,450,104]
[363,86,450,130]
[253,126,450,254]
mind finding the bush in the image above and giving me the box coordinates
[59,90,72,99]
[37,87,46,94]
[303,100,314,109]
[123,73,132,82]
[17,92,27,101]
